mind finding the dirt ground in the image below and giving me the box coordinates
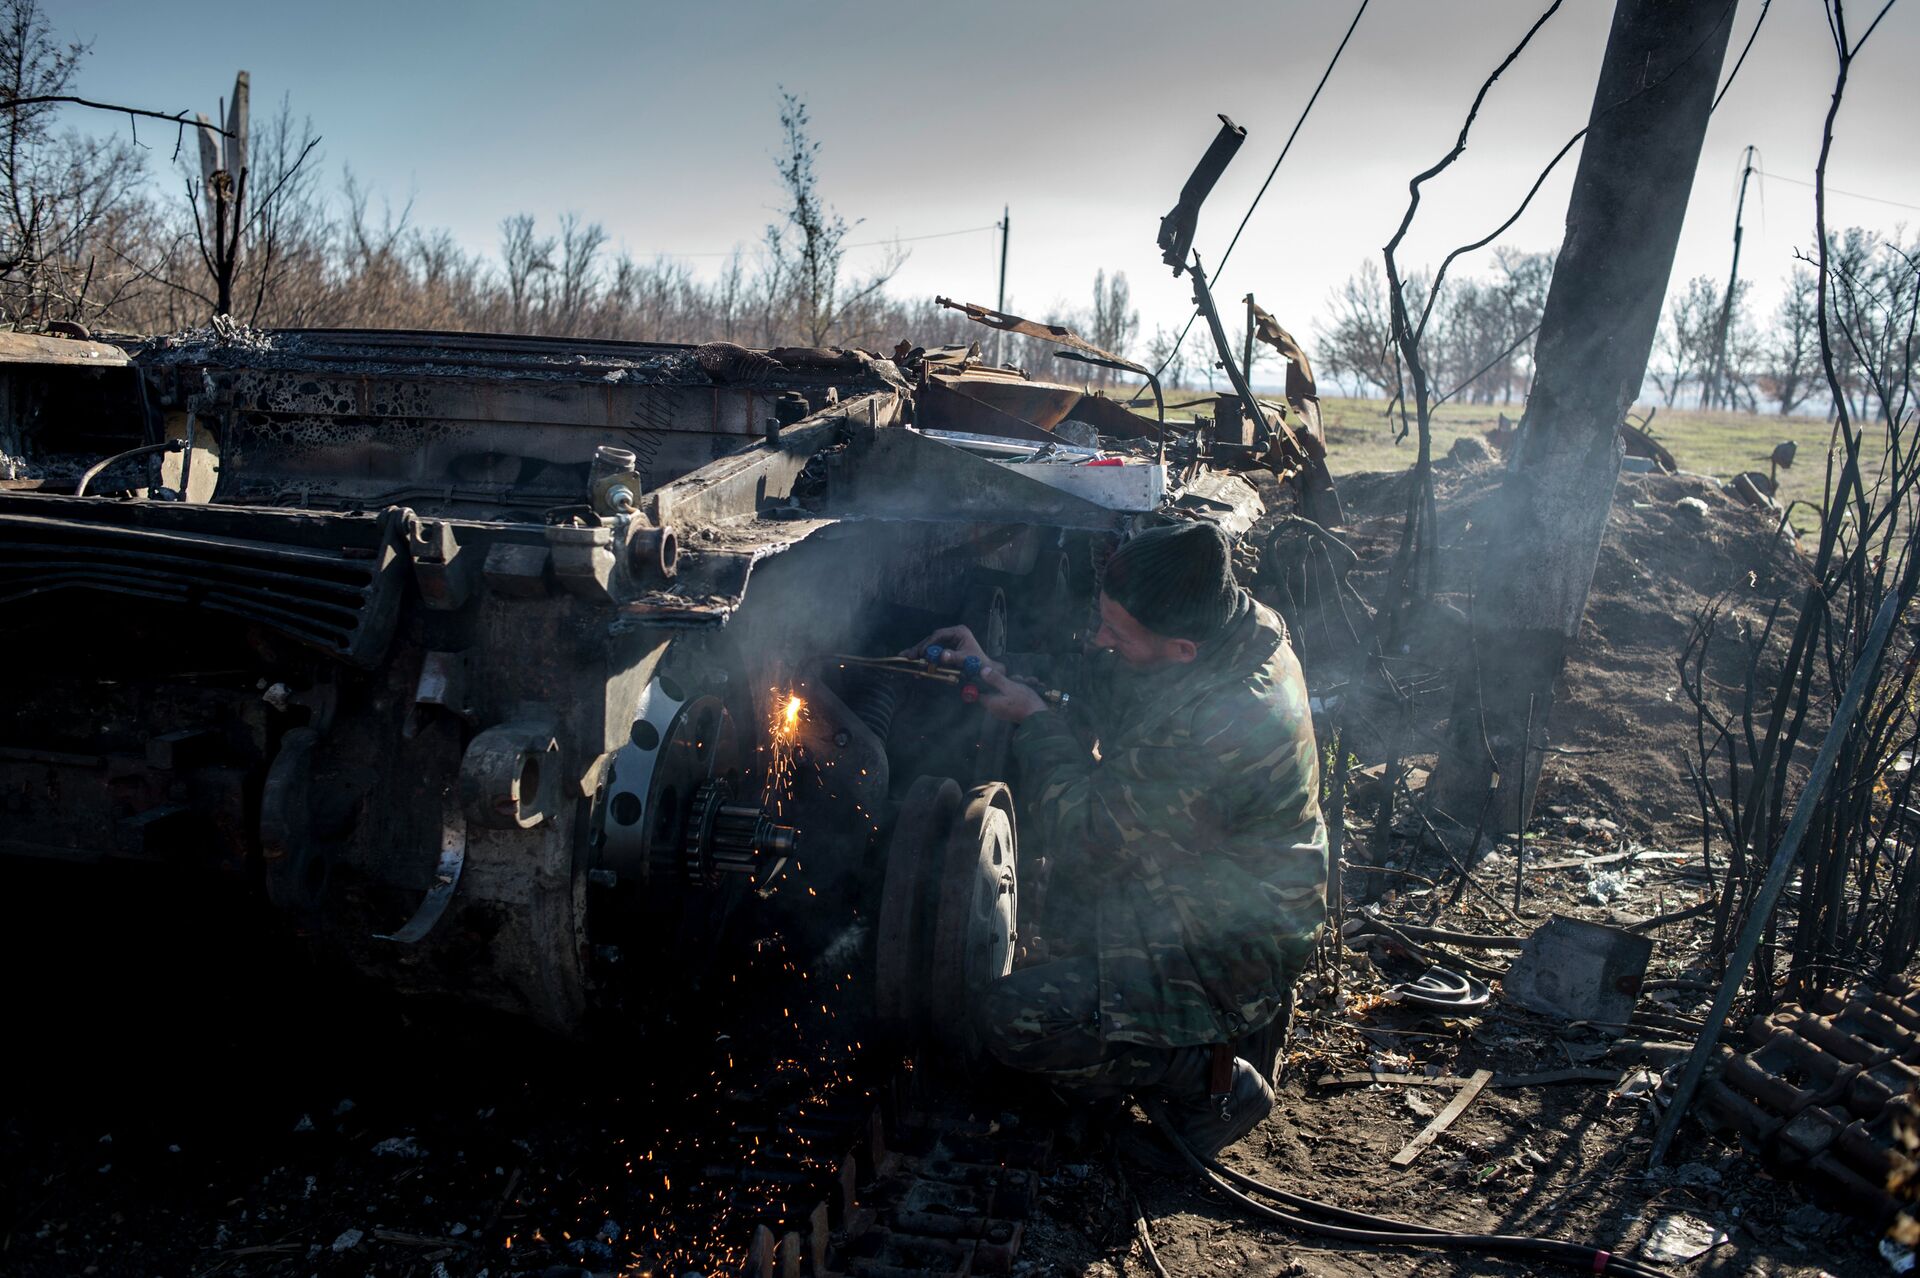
[0,454,1893,1278]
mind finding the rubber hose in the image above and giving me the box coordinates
[75,438,186,497]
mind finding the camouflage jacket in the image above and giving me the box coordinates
[1011,594,1327,1048]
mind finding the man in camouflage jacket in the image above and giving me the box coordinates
[908,521,1326,1158]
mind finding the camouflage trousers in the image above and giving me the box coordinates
[978,956,1179,1093]
[979,956,1298,1095]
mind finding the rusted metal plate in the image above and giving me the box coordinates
[916,377,1060,443]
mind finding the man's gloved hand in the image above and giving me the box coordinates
[902,624,1048,724]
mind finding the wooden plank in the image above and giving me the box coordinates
[1318,1067,1617,1090]
[1389,1068,1492,1167]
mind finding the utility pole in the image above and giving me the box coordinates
[1430,0,1736,834]
[994,206,1010,366]
[1704,145,1756,410]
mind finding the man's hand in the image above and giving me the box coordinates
[903,624,1047,724]
[899,624,989,668]
[978,665,1047,724]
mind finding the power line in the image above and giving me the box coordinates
[650,222,1002,260]
[1213,0,1371,284]
[1145,0,1372,385]
[1710,0,1771,113]
[1753,167,1920,213]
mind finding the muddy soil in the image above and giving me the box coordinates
[0,458,1888,1278]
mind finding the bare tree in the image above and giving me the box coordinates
[1082,269,1138,386]
[764,90,902,346]
[0,0,147,322]
[1316,259,1402,397]
[549,212,606,335]
[1652,275,1735,406]
[1821,226,1919,424]
[499,212,551,332]
[1145,323,1192,392]
[1763,264,1820,415]
[240,97,322,324]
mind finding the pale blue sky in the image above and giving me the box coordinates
[50,0,1920,354]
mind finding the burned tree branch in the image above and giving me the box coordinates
[0,93,233,134]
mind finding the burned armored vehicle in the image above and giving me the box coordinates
[0,317,1338,1042]
[0,123,1332,1045]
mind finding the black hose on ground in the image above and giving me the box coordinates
[1142,1106,1670,1278]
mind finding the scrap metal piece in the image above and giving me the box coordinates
[933,296,1150,378]
[374,809,466,944]
[1501,915,1652,1023]
[260,727,325,915]
[1392,966,1491,1012]
[1157,114,1246,277]
[459,720,561,831]
[1246,297,1322,438]
[0,498,407,667]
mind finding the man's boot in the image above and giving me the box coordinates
[1233,988,1296,1089]
[1154,1044,1274,1161]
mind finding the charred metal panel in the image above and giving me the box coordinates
[131,329,896,517]
[0,495,406,666]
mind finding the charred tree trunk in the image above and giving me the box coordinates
[1431,0,1735,834]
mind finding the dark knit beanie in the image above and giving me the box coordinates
[1102,522,1240,642]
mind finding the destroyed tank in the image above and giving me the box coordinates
[0,324,1275,1039]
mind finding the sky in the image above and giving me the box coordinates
[49,0,1920,363]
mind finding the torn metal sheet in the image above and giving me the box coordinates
[1501,915,1652,1023]
[934,296,1149,377]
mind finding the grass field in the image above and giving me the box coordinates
[1305,396,1869,514]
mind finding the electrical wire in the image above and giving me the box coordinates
[1753,168,1920,213]
[1142,1106,1673,1278]
[1710,0,1772,112]
[1143,0,1372,386]
[655,223,1001,259]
